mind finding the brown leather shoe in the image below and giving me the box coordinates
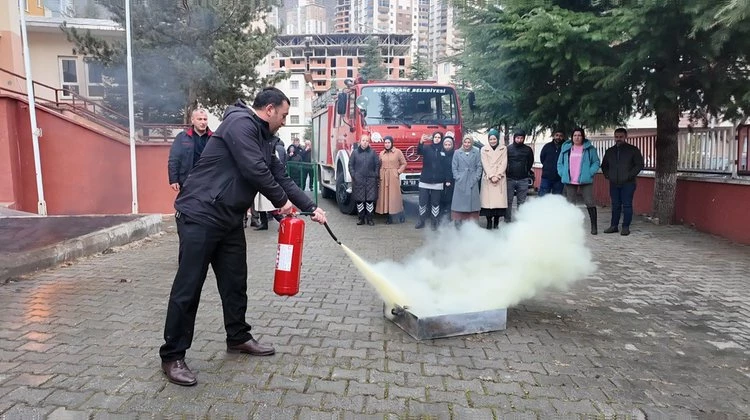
[227,338,275,356]
[161,359,197,386]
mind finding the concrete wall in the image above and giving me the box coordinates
[1,95,177,214]
[0,1,25,82]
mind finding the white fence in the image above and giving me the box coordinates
[538,126,742,176]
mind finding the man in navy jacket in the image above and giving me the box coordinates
[167,109,212,191]
[538,129,565,196]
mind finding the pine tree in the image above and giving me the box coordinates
[358,37,387,81]
[63,0,284,124]
[408,54,430,80]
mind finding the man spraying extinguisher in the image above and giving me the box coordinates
[159,87,328,387]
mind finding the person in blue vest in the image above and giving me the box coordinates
[557,127,601,235]
[538,129,565,196]
[167,109,212,192]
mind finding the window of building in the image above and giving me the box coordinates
[347,58,353,66]
[347,69,353,78]
[290,97,299,107]
[330,58,337,67]
[398,69,405,78]
[86,61,105,98]
[59,57,79,97]
[290,115,300,124]
[280,59,286,68]
[444,63,450,73]
[399,58,405,66]
[291,132,300,141]
[290,80,299,89]
[331,69,337,77]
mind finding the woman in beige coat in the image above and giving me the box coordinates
[376,136,407,223]
[480,128,508,229]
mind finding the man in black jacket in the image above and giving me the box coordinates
[159,88,327,387]
[538,129,565,196]
[505,130,535,222]
[167,109,212,191]
[601,127,644,236]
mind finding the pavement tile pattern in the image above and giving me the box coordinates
[1,202,748,419]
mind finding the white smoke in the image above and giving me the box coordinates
[361,195,597,317]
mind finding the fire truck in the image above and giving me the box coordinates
[311,78,465,213]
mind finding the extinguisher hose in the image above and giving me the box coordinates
[322,222,341,245]
[295,212,342,245]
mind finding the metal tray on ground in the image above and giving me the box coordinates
[385,305,507,340]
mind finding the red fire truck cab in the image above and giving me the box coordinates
[311,79,464,214]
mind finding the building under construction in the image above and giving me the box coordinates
[271,33,412,96]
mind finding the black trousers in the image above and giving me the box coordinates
[160,215,253,362]
[418,188,441,221]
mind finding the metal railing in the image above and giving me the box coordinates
[588,126,740,176]
[0,66,185,142]
[286,161,319,206]
[738,125,750,176]
[589,135,657,170]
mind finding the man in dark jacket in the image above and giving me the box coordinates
[348,134,380,226]
[300,140,313,191]
[159,87,328,387]
[601,127,644,236]
[538,129,565,196]
[505,130,535,222]
[167,109,212,191]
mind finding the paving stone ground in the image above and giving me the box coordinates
[0,198,748,419]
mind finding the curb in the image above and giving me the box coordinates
[0,214,163,282]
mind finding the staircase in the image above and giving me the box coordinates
[0,67,186,142]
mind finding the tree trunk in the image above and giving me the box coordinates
[653,104,680,225]
[184,86,197,124]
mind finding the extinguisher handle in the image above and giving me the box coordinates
[290,212,341,245]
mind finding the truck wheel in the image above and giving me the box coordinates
[336,170,356,214]
[320,178,335,199]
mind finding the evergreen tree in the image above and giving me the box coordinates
[408,54,430,80]
[358,37,387,81]
[456,1,750,224]
[63,0,284,124]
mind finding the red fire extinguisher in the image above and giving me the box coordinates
[273,214,306,296]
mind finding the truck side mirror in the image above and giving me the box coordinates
[336,93,347,115]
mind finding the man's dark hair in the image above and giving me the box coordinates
[553,128,564,135]
[252,87,290,109]
[614,127,628,136]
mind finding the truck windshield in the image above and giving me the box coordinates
[359,86,459,127]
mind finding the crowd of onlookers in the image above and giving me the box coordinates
[348,127,644,236]
[168,108,645,236]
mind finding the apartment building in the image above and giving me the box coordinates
[286,1,328,35]
[332,0,447,77]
